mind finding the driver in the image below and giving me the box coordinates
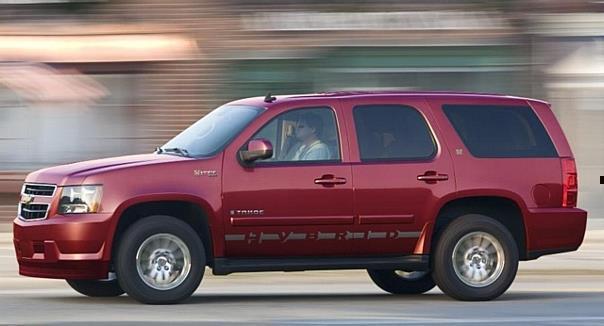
[291,113,330,161]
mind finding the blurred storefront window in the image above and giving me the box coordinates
[0,65,142,170]
[225,45,530,98]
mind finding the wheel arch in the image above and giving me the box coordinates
[107,194,216,268]
[422,194,528,260]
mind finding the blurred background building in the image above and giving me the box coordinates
[0,0,603,228]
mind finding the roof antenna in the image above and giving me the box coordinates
[264,92,277,103]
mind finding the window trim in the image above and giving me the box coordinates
[352,104,438,163]
[442,104,559,159]
[240,105,344,167]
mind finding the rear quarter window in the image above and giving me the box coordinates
[442,104,558,158]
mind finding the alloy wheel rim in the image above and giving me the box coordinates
[135,233,191,290]
[452,231,505,288]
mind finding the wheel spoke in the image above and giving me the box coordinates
[452,231,505,288]
[135,233,192,291]
[167,241,179,252]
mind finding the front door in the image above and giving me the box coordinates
[341,97,455,256]
[222,103,354,257]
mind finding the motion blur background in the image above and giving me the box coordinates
[0,0,603,229]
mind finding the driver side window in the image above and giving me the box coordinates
[252,107,340,163]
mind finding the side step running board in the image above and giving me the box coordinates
[212,255,429,275]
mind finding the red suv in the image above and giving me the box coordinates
[13,91,587,304]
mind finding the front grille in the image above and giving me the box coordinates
[19,183,56,221]
[19,203,49,220]
[23,184,56,197]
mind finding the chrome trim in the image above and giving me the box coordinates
[21,183,57,197]
[17,202,50,221]
[17,183,56,221]
[21,207,48,213]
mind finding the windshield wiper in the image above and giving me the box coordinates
[156,147,190,157]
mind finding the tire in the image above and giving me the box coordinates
[66,279,124,297]
[368,269,436,294]
[115,215,205,304]
[432,214,519,301]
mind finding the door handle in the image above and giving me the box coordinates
[315,174,347,186]
[417,171,449,184]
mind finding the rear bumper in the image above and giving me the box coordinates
[524,207,587,260]
[13,213,114,279]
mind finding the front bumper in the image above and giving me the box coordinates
[524,207,587,260]
[13,213,114,279]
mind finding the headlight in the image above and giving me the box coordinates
[58,185,102,214]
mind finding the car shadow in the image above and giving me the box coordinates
[30,290,600,306]
[184,291,596,304]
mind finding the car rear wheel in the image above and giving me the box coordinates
[66,279,124,297]
[116,215,205,304]
[368,269,436,294]
[432,214,518,301]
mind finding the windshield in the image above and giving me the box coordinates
[161,104,264,157]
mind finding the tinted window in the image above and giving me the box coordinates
[353,105,436,161]
[443,105,557,158]
[162,105,263,157]
[250,107,340,163]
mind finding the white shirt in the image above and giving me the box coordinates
[292,140,330,161]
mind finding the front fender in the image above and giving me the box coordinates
[102,193,222,261]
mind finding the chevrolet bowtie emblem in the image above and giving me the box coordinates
[20,194,34,205]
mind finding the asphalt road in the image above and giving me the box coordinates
[1,219,603,325]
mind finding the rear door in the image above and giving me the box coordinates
[342,96,456,256]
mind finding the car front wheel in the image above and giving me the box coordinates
[116,215,205,304]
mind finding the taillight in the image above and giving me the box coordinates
[561,158,578,207]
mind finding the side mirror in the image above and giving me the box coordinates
[240,138,273,164]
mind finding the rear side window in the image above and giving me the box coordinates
[442,104,557,158]
[353,105,436,161]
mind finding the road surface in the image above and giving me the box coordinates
[0,219,603,325]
